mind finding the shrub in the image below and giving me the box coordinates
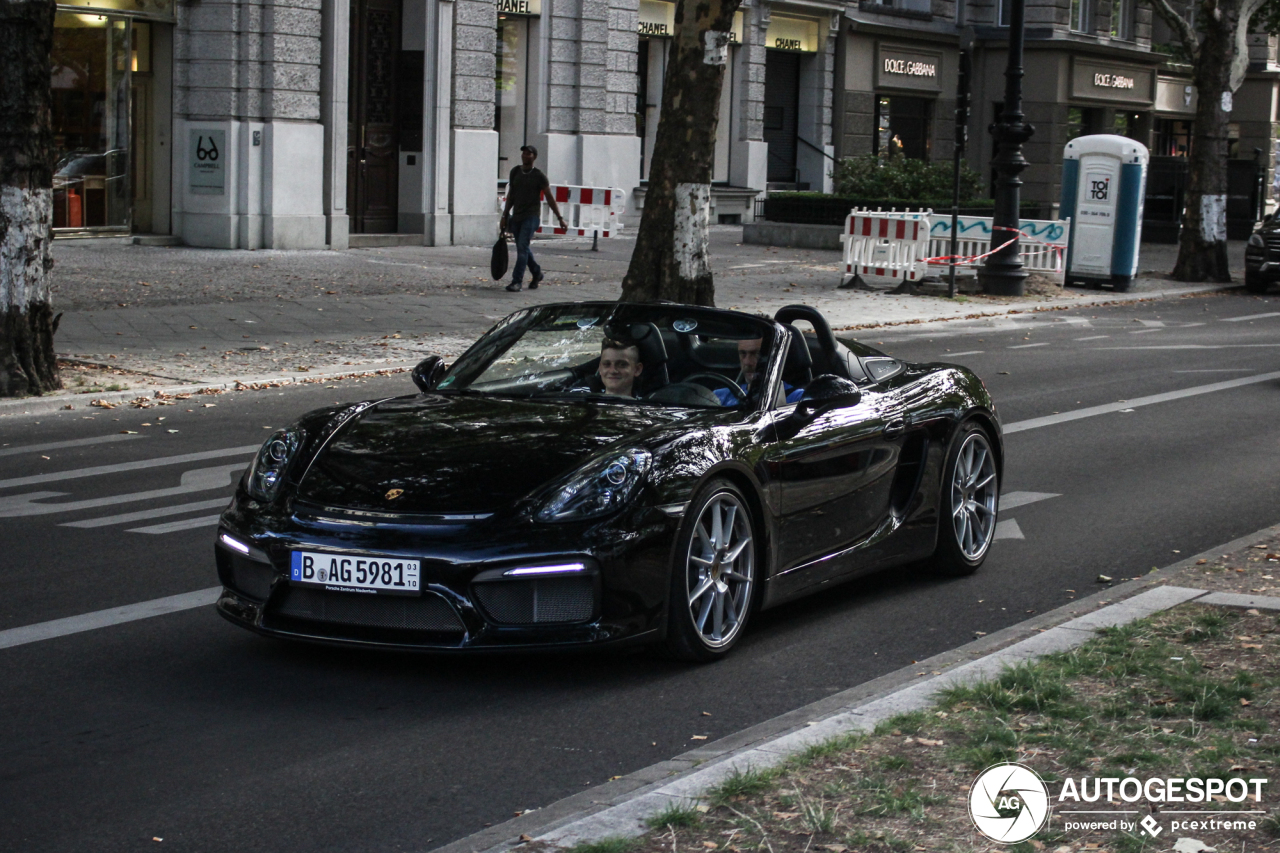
[832,154,985,203]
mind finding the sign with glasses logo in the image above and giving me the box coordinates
[189,129,226,195]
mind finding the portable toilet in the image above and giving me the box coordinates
[1060,135,1149,291]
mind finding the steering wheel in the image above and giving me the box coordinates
[680,372,744,404]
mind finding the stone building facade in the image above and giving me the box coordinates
[46,0,1279,247]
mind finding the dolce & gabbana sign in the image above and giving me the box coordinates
[876,45,943,93]
[1071,58,1154,105]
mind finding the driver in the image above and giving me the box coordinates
[597,337,644,397]
[713,337,803,406]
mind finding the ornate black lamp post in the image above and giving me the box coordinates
[977,0,1035,296]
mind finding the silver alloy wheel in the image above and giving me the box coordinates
[684,492,754,649]
[950,431,998,562]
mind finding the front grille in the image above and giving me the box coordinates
[227,554,274,601]
[272,586,465,632]
[472,576,596,625]
[1265,235,1280,254]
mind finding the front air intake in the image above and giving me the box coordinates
[472,576,596,625]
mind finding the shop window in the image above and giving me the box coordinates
[51,11,131,231]
[494,15,531,180]
[874,96,932,160]
[1066,107,1099,142]
[1229,122,1240,158]
[1109,0,1133,39]
[1070,0,1092,33]
[998,0,1011,26]
[1153,118,1192,156]
[1112,111,1142,139]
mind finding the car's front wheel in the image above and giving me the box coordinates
[665,479,757,661]
[1245,271,1270,294]
[932,421,999,576]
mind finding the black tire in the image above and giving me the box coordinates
[1245,272,1270,294]
[664,478,759,662]
[931,421,1000,577]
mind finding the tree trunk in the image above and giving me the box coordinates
[0,0,61,397]
[620,0,740,305]
[1172,8,1236,282]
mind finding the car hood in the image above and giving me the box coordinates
[294,394,692,514]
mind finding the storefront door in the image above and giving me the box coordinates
[347,0,400,234]
[495,15,532,180]
[764,51,800,184]
[51,12,131,232]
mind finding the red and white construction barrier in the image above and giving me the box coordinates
[839,210,933,284]
[497,184,626,237]
[925,215,1070,274]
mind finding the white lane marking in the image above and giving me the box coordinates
[1075,335,1109,341]
[0,587,222,651]
[61,498,231,528]
[1000,491,1060,510]
[949,350,985,357]
[1004,370,1280,434]
[1137,320,1167,327]
[1173,369,1257,373]
[1129,328,1163,334]
[0,464,243,517]
[994,519,1024,540]
[129,515,222,534]
[0,445,258,490]
[1008,342,1050,349]
[1222,312,1280,322]
[1095,344,1280,350]
[0,434,146,459]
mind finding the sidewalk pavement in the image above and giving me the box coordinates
[1,229,1246,417]
[427,519,1280,853]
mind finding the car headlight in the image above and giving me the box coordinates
[1248,233,1265,248]
[244,427,303,502]
[536,448,652,522]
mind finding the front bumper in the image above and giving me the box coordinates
[214,496,679,651]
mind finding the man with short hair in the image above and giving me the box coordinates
[500,145,568,293]
[597,338,644,397]
[714,336,803,406]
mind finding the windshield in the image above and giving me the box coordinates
[437,303,778,408]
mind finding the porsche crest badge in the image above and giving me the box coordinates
[385,489,405,500]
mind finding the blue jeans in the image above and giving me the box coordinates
[510,215,542,284]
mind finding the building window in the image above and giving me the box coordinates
[1153,118,1192,156]
[1067,106,1099,141]
[1070,0,1091,32]
[998,0,1011,25]
[863,0,932,15]
[874,95,932,160]
[1112,111,1143,139]
[1109,0,1132,39]
[52,12,132,231]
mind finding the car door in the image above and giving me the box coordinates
[763,384,904,598]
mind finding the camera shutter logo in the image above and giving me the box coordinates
[969,762,1051,843]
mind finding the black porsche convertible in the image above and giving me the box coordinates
[215,302,1002,660]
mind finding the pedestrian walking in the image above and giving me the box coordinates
[499,145,568,292]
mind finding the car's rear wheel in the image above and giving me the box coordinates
[665,479,757,661]
[932,422,999,576]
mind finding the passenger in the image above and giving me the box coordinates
[714,337,803,406]
[597,337,644,398]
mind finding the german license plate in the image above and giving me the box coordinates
[290,551,421,596]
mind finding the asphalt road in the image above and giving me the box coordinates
[1,289,1278,852]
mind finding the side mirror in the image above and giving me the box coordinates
[412,356,448,392]
[776,375,861,440]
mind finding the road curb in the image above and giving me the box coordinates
[830,281,1236,334]
[425,518,1280,853]
[0,359,422,420]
